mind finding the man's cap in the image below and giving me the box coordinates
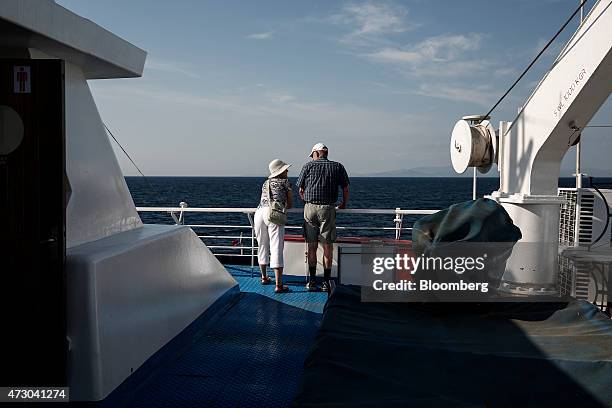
[309,142,328,158]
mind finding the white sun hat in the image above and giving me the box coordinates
[309,142,328,158]
[268,159,292,179]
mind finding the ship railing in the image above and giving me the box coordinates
[136,205,438,269]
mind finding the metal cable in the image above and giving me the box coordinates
[481,0,588,121]
[103,123,162,197]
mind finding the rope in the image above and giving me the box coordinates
[481,0,588,121]
[103,123,161,197]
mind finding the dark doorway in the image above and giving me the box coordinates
[0,59,66,386]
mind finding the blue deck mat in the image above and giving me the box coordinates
[225,264,327,314]
[101,265,327,408]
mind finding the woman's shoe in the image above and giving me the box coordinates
[306,280,318,292]
[275,284,289,293]
[261,276,272,285]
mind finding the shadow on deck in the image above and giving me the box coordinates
[100,265,327,407]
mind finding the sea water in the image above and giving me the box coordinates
[126,176,609,241]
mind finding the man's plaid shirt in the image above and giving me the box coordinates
[296,158,349,205]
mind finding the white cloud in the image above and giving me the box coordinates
[327,5,496,105]
[331,9,498,105]
[329,4,489,82]
[145,58,201,78]
[366,48,422,63]
[362,33,490,82]
[416,83,494,106]
[335,3,407,35]
[330,2,415,45]
[366,33,483,65]
[245,31,274,40]
[415,33,483,60]
[493,67,519,77]
[90,81,438,175]
[371,81,495,106]
[91,82,426,138]
[266,92,296,103]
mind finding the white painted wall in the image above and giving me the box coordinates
[67,225,238,400]
[30,49,143,247]
[18,7,239,403]
[63,62,143,247]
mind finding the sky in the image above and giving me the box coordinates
[56,0,611,177]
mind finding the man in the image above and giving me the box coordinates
[296,143,350,292]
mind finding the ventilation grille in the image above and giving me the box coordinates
[578,193,595,246]
[573,263,591,300]
[558,189,577,245]
[558,189,596,247]
[559,255,609,308]
[558,256,589,301]
[558,256,573,296]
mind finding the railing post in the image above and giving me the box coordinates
[247,212,255,277]
[394,208,403,240]
[472,168,477,200]
[179,201,188,225]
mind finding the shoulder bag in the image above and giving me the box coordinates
[266,179,288,225]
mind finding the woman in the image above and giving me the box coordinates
[254,159,293,293]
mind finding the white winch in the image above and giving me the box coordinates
[450,115,496,175]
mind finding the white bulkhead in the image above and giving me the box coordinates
[0,0,237,401]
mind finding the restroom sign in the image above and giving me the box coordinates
[14,66,31,93]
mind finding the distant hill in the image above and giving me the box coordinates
[358,166,472,177]
[558,165,612,178]
[358,164,612,177]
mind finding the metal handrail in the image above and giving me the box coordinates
[136,205,438,267]
[137,207,438,215]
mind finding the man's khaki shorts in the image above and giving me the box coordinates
[303,203,336,244]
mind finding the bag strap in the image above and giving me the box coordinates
[267,179,285,211]
[266,179,272,202]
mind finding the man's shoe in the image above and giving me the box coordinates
[306,280,318,292]
[321,280,331,292]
